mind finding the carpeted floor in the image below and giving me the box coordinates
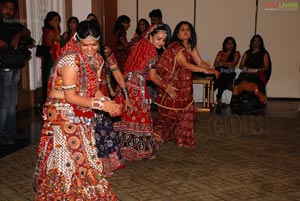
[0,109,299,200]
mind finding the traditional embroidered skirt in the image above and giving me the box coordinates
[114,74,157,161]
[33,101,117,200]
[94,112,125,175]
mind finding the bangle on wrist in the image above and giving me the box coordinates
[121,87,130,99]
[91,98,103,110]
[91,96,110,110]
[100,96,110,102]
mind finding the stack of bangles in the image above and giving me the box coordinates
[91,96,110,110]
[121,87,130,99]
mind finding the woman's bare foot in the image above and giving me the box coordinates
[147,155,156,160]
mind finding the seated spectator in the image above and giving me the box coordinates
[213,36,240,110]
[230,34,271,115]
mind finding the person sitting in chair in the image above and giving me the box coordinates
[213,36,240,110]
[230,34,271,115]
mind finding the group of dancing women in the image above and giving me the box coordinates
[34,17,275,200]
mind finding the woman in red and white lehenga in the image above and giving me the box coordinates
[33,20,120,200]
[113,24,177,161]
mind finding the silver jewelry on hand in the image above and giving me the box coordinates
[121,87,130,99]
[100,96,111,102]
[91,96,111,111]
[62,84,76,90]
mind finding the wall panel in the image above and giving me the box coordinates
[72,0,91,21]
[195,0,256,63]
[257,0,300,98]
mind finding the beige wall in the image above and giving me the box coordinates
[257,0,300,98]
[117,0,300,98]
[72,0,92,21]
[196,0,256,64]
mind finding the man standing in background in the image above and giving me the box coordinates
[149,9,172,44]
[0,0,33,144]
